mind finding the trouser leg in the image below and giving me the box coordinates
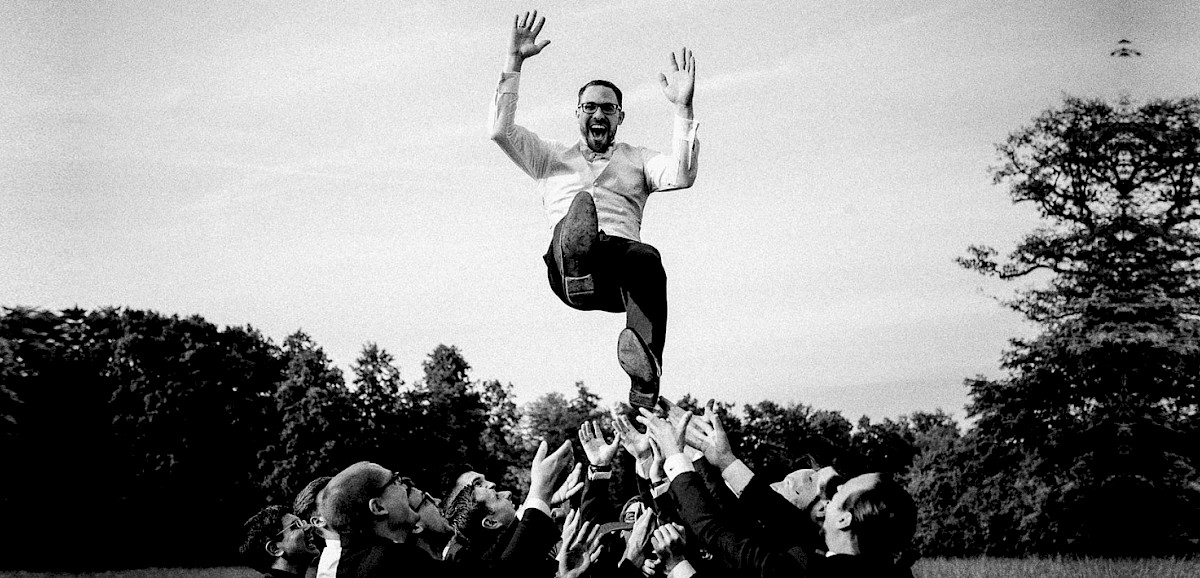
[611,241,667,366]
[543,226,668,366]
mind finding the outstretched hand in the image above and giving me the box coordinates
[551,463,584,506]
[658,47,696,108]
[651,522,689,574]
[579,420,620,468]
[636,407,692,460]
[557,509,602,578]
[508,10,550,70]
[612,404,652,461]
[528,439,574,504]
[621,507,658,568]
[689,399,737,470]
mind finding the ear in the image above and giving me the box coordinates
[616,110,625,126]
[264,539,283,558]
[481,514,503,531]
[831,509,853,531]
[368,497,388,517]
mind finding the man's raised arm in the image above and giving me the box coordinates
[488,10,554,179]
[644,47,700,191]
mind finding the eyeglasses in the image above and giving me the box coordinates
[416,490,438,510]
[579,102,621,115]
[275,517,311,539]
[382,471,414,495]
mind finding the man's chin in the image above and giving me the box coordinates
[586,134,612,152]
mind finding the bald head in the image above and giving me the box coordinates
[320,462,390,536]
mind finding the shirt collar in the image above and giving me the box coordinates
[580,142,613,162]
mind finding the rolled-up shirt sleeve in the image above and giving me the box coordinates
[643,115,699,192]
[488,71,553,179]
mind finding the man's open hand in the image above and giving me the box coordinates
[528,439,573,504]
[508,10,550,70]
[579,420,620,468]
[658,47,696,108]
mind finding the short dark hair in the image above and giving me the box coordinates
[444,485,490,542]
[441,464,476,508]
[844,476,917,557]
[294,475,333,521]
[578,80,623,107]
[240,505,288,572]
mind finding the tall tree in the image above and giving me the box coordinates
[477,378,527,491]
[523,381,605,449]
[350,342,405,458]
[259,331,355,504]
[959,96,1200,555]
[405,344,488,488]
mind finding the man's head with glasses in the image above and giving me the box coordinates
[320,462,425,541]
[576,79,625,154]
[239,504,320,574]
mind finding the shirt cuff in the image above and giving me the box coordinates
[720,459,754,497]
[498,71,520,94]
[650,480,670,499]
[635,455,652,479]
[518,497,551,519]
[668,560,697,578]
[588,469,613,481]
[664,453,696,481]
[673,115,699,141]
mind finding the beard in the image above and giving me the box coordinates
[584,119,615,152]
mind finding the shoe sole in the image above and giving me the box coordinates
[618,328,661,410]
[617,328,659,381]
[558,193,598,305]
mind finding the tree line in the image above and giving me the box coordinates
[3,95,1198,569]
[0,306,956,569]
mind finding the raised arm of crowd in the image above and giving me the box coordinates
[238,399,917,578]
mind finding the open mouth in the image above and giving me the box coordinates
[588,123,608,139]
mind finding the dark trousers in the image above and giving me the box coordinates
[543,223,667,365]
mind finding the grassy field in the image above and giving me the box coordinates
[0,569,257,578]
[913,557,1200,578]
[2,558,1199,578]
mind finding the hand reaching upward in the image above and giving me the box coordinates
[579,420,619,468]
[658,47,696,111]
[612,405,652,461]
[507,10,550,71]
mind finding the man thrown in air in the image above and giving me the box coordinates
[488,10,699,409]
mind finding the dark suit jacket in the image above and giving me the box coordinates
[670,471,910,578]
[738,474,825,554]
[579,470,616,524]
[338,508,558,577]
[336,535,439,577]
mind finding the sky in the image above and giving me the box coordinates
[3,0,1199,424]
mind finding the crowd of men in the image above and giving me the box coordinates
[240,399,917,577]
